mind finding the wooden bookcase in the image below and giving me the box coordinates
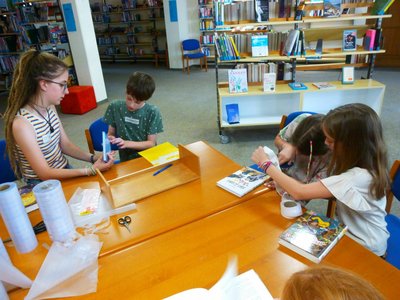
[0,0,77,92]
[90,0,166,63]
[213,0,391,143]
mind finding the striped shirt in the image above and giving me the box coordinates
[15,108,68,180]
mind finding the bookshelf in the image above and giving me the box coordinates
[90,0,165,63]
[213,0,391,143]
[0,0,77,92]
[198,0,214,59]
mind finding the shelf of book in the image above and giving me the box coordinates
[90,0,165,64]
[0,0,78,92]
[218,79,384,129]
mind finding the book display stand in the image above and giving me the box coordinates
[96,144,200,207]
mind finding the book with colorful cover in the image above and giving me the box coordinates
[323,0,341,17]
[343,29,357,51]
[255,0,269,22]
[279,210,347,263]
[226,103,240,124]
[263,73,276,92]
[251,35,269,57]
[228,68,248,93]
[19,184,38,213]
[217,166,268,197]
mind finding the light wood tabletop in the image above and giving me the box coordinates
[3,141,269,285]
[9,191,400,299]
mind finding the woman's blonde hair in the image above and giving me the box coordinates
[3,50,67,177]
[281,266,385,300]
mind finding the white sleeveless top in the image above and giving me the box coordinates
[15,108,68,180]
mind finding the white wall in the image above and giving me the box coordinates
[164,0,202,69]
[60,0,107,102]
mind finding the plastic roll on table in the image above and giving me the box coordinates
[33,180,76,243]
[280,193,303,219]
[0,182,38,253]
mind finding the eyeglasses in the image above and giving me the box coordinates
[47,79,68,92]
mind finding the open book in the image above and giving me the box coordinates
[164,258,273,300]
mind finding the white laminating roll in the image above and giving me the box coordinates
[33,180,76,243]
[0,182,38,253]
[280,193,303,219]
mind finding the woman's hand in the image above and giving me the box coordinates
[277,143,296,165]
[251,146,270,165]
[93,151,116,172]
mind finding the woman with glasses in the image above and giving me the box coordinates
[252,103,390,257]
[3,50,115,184]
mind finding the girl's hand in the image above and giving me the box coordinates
[251,146,270,165]
[109,136,126,149]
[278,143,296,165]
[93,151,115,171]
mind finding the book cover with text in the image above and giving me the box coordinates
[228,69,248,93]
[343,29,357,51]
[251,35,269,57]
[279,211,347,263]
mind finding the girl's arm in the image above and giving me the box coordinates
[252,146,333,200]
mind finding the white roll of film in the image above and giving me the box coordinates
[33,180,76,243]
[0,182,38,253]
[280,193,303,219]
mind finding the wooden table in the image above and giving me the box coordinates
[9,192,400,299]
[4,141,268,284]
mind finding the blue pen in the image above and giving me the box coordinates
[153,164,173,176]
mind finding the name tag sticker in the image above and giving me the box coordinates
[125,117,139,125]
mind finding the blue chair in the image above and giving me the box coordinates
[0,139,17,184]
[279,111,317,130]
[385,160,400,269]
[181,39,207,75]
[85,118,119,155]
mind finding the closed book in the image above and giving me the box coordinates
[228,68,248,93]
[251,35,269,57]
[312,82,336,89]
[343,29,357,51]
[279,210,347,263]
[283,29,299,56]
[323,0,341,17]
[255,0,269,22]
[217,166,268,197]
[364,29,376,51]
[263,73,276,92]
[226,103,240,124]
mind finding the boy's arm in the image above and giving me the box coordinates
[112,134,157,151]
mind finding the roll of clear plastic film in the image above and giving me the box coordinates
[33,180,76,243]
[0,182,38,253]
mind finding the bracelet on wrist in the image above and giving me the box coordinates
[90,154,95,164]
[258,161,273,173]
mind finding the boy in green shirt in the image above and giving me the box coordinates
[103,72,163,162]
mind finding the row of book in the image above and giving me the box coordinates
[200,19,214,31]
[0,35,23,53]
[234,61,292,83]
[0,55,18,73]
[200,34,214,45]
[16,4,62,24]
[199,6,213,18]
[214,32,240,60]
[231,31,289,54]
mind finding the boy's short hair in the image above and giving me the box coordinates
[126,72,155,101]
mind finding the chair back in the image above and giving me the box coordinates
[280,111,317,129]
[386,160,400,213]
[182,39,201,52]
[385,160,400,269]
[0,139,17,183]
[85,118,118,153]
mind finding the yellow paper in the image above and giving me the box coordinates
[138,142,179,165]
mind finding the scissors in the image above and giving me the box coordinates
[118,216,132,233]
